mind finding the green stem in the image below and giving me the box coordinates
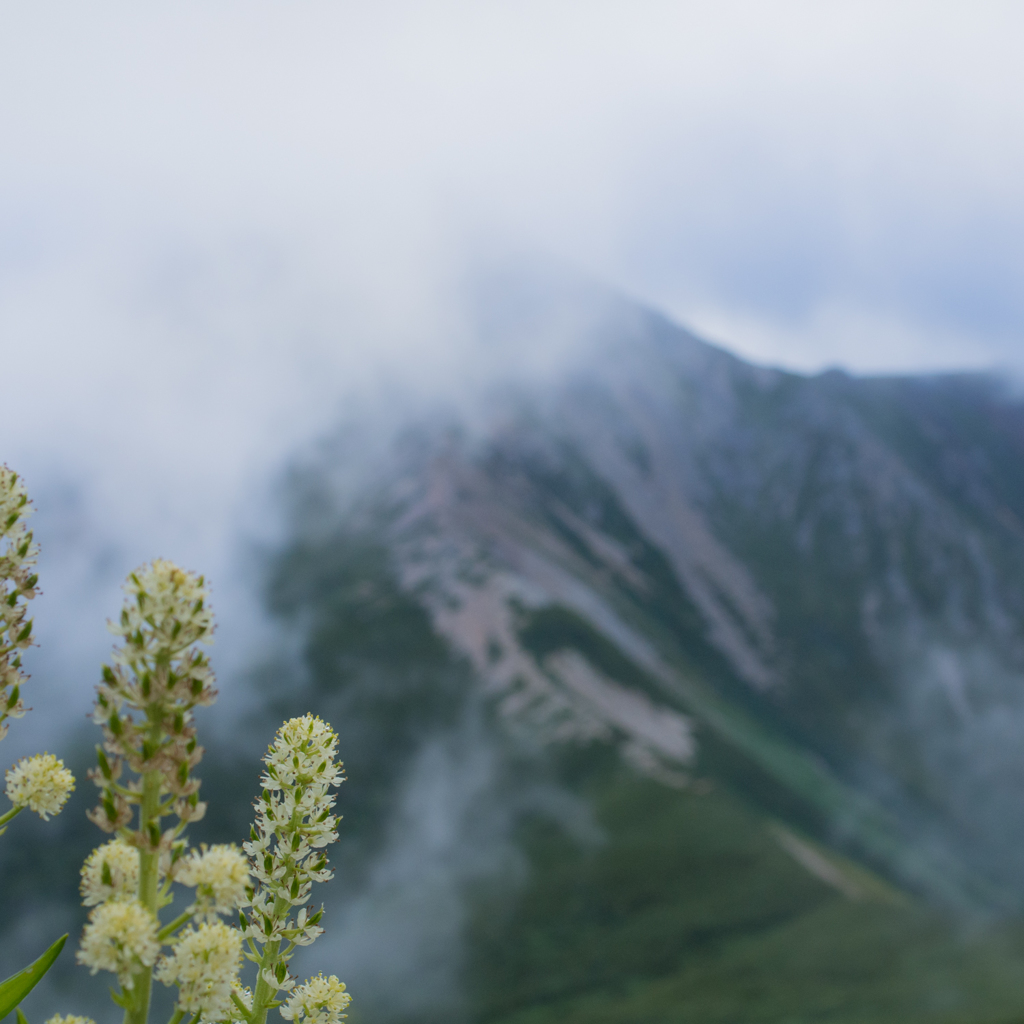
[0,803,24,834]
[231,991,253,1023]
[248,895,291,1024]
[165,1008,186,1024]
[157,910,192,943]
[123,768,163,1024]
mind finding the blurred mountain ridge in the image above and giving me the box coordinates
[251,273,1024,1021]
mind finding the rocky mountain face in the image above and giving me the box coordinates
[354,280,1024,908]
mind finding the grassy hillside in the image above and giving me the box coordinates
[469,749,1024,1024]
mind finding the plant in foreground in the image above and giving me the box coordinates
[60,559,351,1024]
[0,467,75,1019]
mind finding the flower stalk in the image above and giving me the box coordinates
[0,466,39,742]
[0,467,76,1024]
[79,561,219,1024]
[67,562,350,1024]
[239,715,345,1024]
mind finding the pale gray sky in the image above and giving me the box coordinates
[4,3,1024,375]
[3,1,1024,741]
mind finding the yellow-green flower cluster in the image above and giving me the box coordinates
[46,1015,97,1024]
[76,898,160,989]
[80,838,141,905]
[279,975,351,1024]
[5,752,74,819]
[0,466,39,741]
[108,559,214,666]
[241,715,344,1001]
[155,921,243,1021]
[88,560,215,843]
[175,843,250,924]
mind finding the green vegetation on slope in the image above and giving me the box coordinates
[254,515,1024,1023]
[261,532,480,874]
[469,748,1024,1024]
[515,602,995,908]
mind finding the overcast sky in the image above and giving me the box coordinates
[3,2,1024,741]
[4,3,1024,370]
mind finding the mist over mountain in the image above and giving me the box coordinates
[312,270,1024,895]
[271,272,1024,1020]
[10,271,1024,1023]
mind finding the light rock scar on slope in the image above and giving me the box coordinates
[392,511,696,778]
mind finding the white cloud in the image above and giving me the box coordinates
[684,300,1004,376]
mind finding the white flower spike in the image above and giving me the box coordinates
[0,466,39,742]
[239,715,347,1022]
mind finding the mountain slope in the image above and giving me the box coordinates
[347,283,1024,907]
[248,277,1024,1020]
[10,276,1024,1024]
[261,516,1024,1024]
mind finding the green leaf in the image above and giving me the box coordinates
[110,986,132,1010]
[16,1008,28,1024]
[0,934,67,1019]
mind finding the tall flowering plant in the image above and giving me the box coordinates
[63,561,352,1024]
[0,468,351,1024]
[0,468,76,1019]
